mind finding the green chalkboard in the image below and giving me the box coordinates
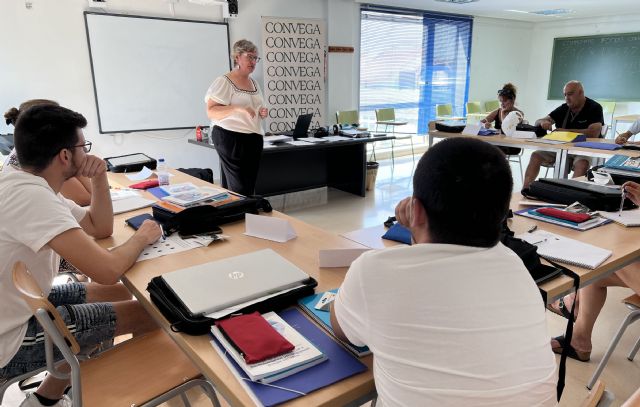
[548,32,640,101]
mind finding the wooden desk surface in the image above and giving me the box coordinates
[104,171,375,407]
[428,130,569,151]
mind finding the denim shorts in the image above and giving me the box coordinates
[0,283,116,379]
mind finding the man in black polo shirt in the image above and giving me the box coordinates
[522,80,604,189]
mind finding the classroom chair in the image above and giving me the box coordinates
[375,108,414,167]
[336,110,359,125]
[587,294,640,390]
[485,100,500,113]
[597,101,616,138]
[465,101,486,123]
[581,380,615,407]
[11,261,221,407]
[435,104,454,120]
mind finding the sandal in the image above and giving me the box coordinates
[551,335,590,362]
[547,297,576,322]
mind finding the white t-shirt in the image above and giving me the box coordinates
[204,75,265,135]
[334,243,557,407]
[628,119,640,137]
[1,148,19,173]
[0,171,86,367]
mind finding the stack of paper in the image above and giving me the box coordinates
[517,230,612,269]
[211,312,326,383]
[599,208,640,227]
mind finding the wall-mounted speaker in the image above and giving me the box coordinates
[227,0,238,17]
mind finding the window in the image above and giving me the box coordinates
[359,6,473,135]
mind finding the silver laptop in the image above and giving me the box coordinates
[161,249,309,315]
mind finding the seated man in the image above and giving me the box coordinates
[331,138,557,406]
[523,80,604,189]
[0,105,162,407]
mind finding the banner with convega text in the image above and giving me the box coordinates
[262,17,326,134]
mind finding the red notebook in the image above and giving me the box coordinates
[216,312,294,364]
[536,207,591,223]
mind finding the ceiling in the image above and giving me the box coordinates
[358,0,640,22]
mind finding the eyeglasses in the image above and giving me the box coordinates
[244,54,261,62]
[72,141,92,153]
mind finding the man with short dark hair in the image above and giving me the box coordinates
[523,80,604,189]
[0,105,161,407]
[331,138,557,406]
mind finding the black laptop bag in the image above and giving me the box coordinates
[526,178,637,211]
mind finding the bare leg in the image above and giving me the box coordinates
[33,300,156,400]
[572,159,590,178]
[523,152,545,189]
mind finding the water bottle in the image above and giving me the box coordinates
[157,158,170,186]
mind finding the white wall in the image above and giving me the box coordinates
[0,0,330,174]
[467,17,534,116]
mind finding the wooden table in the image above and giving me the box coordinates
[103,171,376,407]
[341,193,640,304]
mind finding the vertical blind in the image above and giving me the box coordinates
[359,6,473,134]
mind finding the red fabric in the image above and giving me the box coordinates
[536,207,591,223]
[129,179,159,189]
[216,312,294,364]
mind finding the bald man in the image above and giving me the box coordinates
[522,81,604,189]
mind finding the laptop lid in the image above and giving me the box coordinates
[292,113,313,137]
[161,249,309,315]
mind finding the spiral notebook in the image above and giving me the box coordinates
[517,230,612,269]
[599,209,640,227]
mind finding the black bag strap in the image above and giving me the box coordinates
[542,257,581,401]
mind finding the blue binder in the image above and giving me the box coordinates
[211,308,368,406]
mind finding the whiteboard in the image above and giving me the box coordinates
[84,12,230,133]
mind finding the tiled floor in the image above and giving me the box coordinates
[3,153,640,406]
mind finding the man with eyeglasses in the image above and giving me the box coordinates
[0,105,162,407]
[522,80,604,190]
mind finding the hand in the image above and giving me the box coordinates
[483,122,491,129]
[540,121,553,131]
[259,107,268,119]
[242,107,256,118]
[77,154,107,178]
[394,197,412,227]
[135,220,162,245]
[615,134,630,145]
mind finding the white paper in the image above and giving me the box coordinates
[125,166,154,181]
[518,200,566,207]
[318,248,371,268]
[287,140,310,146]
[323,135,350,141]
[244,213,296,243]
[205,284,304,319]
[134,234,220,262]
[462,123,481,135]
[110,188,140,201]
[599,208,640,226]
[517,230,611,269]
[512,130,537,139]
[112,196,156,215]
[298,137,328,143]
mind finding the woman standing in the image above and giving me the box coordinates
[205,39,268,196]
[481,83,524,155]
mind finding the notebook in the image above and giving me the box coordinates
[599,209,640,227]
[515,208,610,231]
[279,113,313,138]
[517,230,612,269]
[210,308,367,407]
[573,141,621,151]
[161,249,310,315]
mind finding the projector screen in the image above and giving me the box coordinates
[84,12,230,133]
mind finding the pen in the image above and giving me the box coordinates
[159,224,166,241]
[619,187,626,217]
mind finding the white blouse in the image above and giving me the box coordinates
[204,75,265,135]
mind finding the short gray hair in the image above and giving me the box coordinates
[231,39,258,66]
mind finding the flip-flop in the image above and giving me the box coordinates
[552,335,590,362]
[547,297,576,322]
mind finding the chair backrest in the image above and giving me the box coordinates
[466,101,483,114]
[336,110,359,125]
[436,104,453,117]
[12,262,81,354]
[375,108,395,122]
[485,100,500,112]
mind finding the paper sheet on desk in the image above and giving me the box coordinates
[323,135,350,141]
[134,234,221,262]
[124,166,154,181]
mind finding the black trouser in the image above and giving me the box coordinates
[211,126,263,196]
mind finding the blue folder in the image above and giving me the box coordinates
[381,223,412,245]
[211,308,367,406]
[573,141,621,151]
[147,186,169,199]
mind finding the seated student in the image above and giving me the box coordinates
[330,138,557,406]
[4,99,92,206]
[615,118,640,144]
[550,180,640,362]
[0,105,161,407]
[481,82,524,156]
[523,80,604,189]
